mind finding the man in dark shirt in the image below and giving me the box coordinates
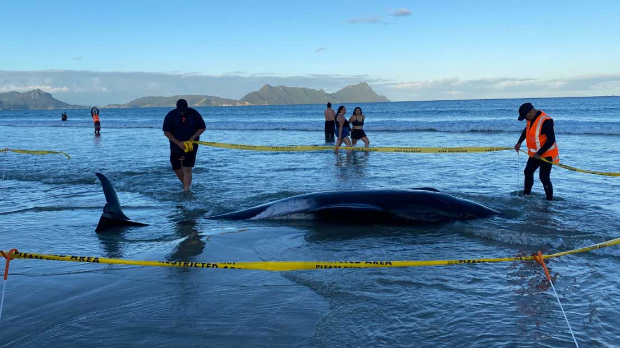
[514,103,558,200]
[163,99,206,191]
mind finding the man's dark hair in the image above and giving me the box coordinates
[176,99,189,112]
[327,102,332,108]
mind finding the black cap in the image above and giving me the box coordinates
[176,99,189,112]
[518,103,534,121]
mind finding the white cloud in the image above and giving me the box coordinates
[385,74,620,100]
[0,85,69,93]
[346,16,386,24]
[347,8,411,24]
[315,47,327,53]
[391,8,412,17]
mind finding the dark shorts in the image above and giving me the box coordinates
[94,121,101,127]
[351,129,366,140]
[170,146,198,170]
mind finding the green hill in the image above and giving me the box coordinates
[120,82,390,107]
[0,89,74,110]
[0,82,390,110]
[239,82,389,105]
[123,95,239,108]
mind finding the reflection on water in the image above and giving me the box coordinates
[335,151,370,190]
[97,232,124,258]
[93,133,102,147]
[167,207,206,261]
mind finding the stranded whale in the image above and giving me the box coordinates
[208,189,500,223]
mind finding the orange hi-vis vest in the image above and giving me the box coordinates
[92,114,100,122]
[526,111,559,163]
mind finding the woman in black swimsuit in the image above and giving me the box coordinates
[334,105,352,153]
[349,107,369,147]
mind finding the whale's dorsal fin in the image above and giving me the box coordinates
[95,173,147,232]
[96,173,131,220]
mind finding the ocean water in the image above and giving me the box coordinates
[1,97,620,347]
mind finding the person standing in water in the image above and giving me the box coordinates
[91,107,101,135]
[61,112,67,121]
[349,106,369,148]
[163,99,206,192]
[514,102,559,201]
[334,105,351,152]
[324,102,336,142]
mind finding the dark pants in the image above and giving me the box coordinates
[325,121,335,141]
[524,156,553,201]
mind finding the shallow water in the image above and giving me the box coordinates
[1,97,620,347]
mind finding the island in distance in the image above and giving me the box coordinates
[109,82,390,108]
[0,82,389,110]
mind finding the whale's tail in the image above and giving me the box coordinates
[95,173,148,232]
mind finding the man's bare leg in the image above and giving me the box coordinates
[174,169,185,187]
[182,167,193,191]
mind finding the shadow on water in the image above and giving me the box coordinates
[335,151,370,188]
[97,232,125,258]
[93,133,102,146]
[242,217,463,243]
[167,206,206,261]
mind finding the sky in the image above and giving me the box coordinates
[1,0,620,105]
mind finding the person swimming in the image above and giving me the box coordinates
[349,107,369,147]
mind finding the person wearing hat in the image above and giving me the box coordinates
[163,99,206,192]
[514,102,559,201]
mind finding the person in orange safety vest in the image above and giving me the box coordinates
[91,107,101,135]
[514,103,559,201]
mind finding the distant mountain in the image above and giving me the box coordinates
[116,82,389,108]
[0,83,390,110]
[240,85,333,105]
[331,82,390,103]
[240,82,389,105]
[120,95,239,108]
[0,89,75,110]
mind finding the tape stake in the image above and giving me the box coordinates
[534,251,580,348]
[0,249,17,322]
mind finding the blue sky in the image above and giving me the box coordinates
[1,0,620,104]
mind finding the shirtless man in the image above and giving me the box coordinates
[324,102,336,142]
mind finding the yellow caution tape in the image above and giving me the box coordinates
[6,236,620,272]
[520,150,620,177]
[191,141,512,154]
[188,142,619,176]
[4,148,70,160]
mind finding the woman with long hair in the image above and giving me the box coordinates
[349,107,369,147]
[334,105,351,152]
